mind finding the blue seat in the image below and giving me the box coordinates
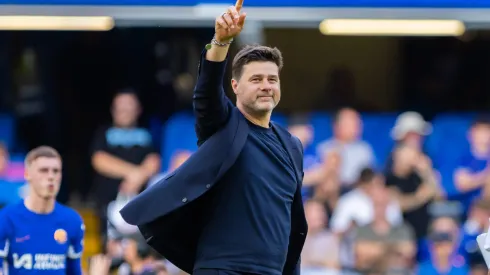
[161,112,197,171]
[0,180,24,205]
[362,113,398,166]
[0,115,15,150]
[271,112,287,127]
[308,112,333,154]
[426,114,473,169]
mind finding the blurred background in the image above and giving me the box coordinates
[2,0,490,274]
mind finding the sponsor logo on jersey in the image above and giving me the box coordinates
[13,253,66,270]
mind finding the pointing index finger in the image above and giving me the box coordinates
[235,0,243,12]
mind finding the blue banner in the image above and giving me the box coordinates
[0,0,489,7]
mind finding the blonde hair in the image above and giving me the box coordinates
[25,146,61,166]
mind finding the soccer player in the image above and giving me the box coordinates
[0,146,84,275]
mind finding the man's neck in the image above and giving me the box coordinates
[434,256,451,271]
[472,145,489,159]
[392,165,411,177]
[24,194,55,214]
[237,105,271,128]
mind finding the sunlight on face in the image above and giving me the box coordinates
[25,157,62,200]
[232,61,280,116]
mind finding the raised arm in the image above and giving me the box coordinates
[193,2,247,145]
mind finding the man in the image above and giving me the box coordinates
[120,2,307,275]
[385,144,439,240]
[330,168,402,236]
[454,116,490,214]
[0,146,85,274]
[316,107,375,190]
[91,89,160,236]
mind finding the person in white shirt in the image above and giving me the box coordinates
[330,168,403,269]
[330,167,403,234]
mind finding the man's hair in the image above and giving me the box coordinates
[472,115,490,128]
[113,87,140,103]
[231,44,284,80]
[357,167,377,184]
[25,146,61,166]
[333,107,357,124]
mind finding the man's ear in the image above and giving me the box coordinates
[231,79,239,95]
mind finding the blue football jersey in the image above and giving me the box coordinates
[0,201,84,275]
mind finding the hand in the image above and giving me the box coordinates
[214,0,247,43]
[414,154,433,173]
[120,168,148,195]
[89,254,111,275]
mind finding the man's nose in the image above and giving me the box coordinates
[259,80,273,91]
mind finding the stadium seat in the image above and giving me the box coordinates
[426,113,473,169]
[160,112,198,171]
[308,112,333,152]
[271,112,287,127]
[0,114,15,150]
[0,180,23,205]
[362,113,398,166]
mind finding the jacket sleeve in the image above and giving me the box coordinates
[292,258,301,275]
[193,49,233,146]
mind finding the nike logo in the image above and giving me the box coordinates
[15,235,30,242]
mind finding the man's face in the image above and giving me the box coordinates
[25,157,62,200]
[470,124,490,150]
[232,61,280,116]
[112,94,140,127]
[335,109,361,141]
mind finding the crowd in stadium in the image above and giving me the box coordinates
[0,86,488,275]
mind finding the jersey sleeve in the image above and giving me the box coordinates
[0,208,12,270]
[66,212,84,275]
[67,213,85,260]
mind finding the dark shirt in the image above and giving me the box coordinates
[195,121,297,275]
[385,171,430,239]
[91,126,157,206]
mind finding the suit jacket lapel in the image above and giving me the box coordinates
[271,122,302,184]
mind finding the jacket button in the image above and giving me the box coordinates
[182,197,188,203]
[206,184,211,188]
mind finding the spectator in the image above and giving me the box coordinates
[353,186,416,274]
[309,150,341,220]
[385,144,440,240]
[0,143,24,182]
[301,199,340,275]
[417,217,469,275]
[460,200,490,270]
[454,117,490,214]
[330,168,402,235]
[311,171,340,222]
[117,234,168,275]
[289,122,324,198]
[89,254,112,275]
[390,111,432,151]
[91,90,160,239]
[330,168,402,269]
[316,108,375,191]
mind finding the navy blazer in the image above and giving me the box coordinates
[120,50,308,275]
